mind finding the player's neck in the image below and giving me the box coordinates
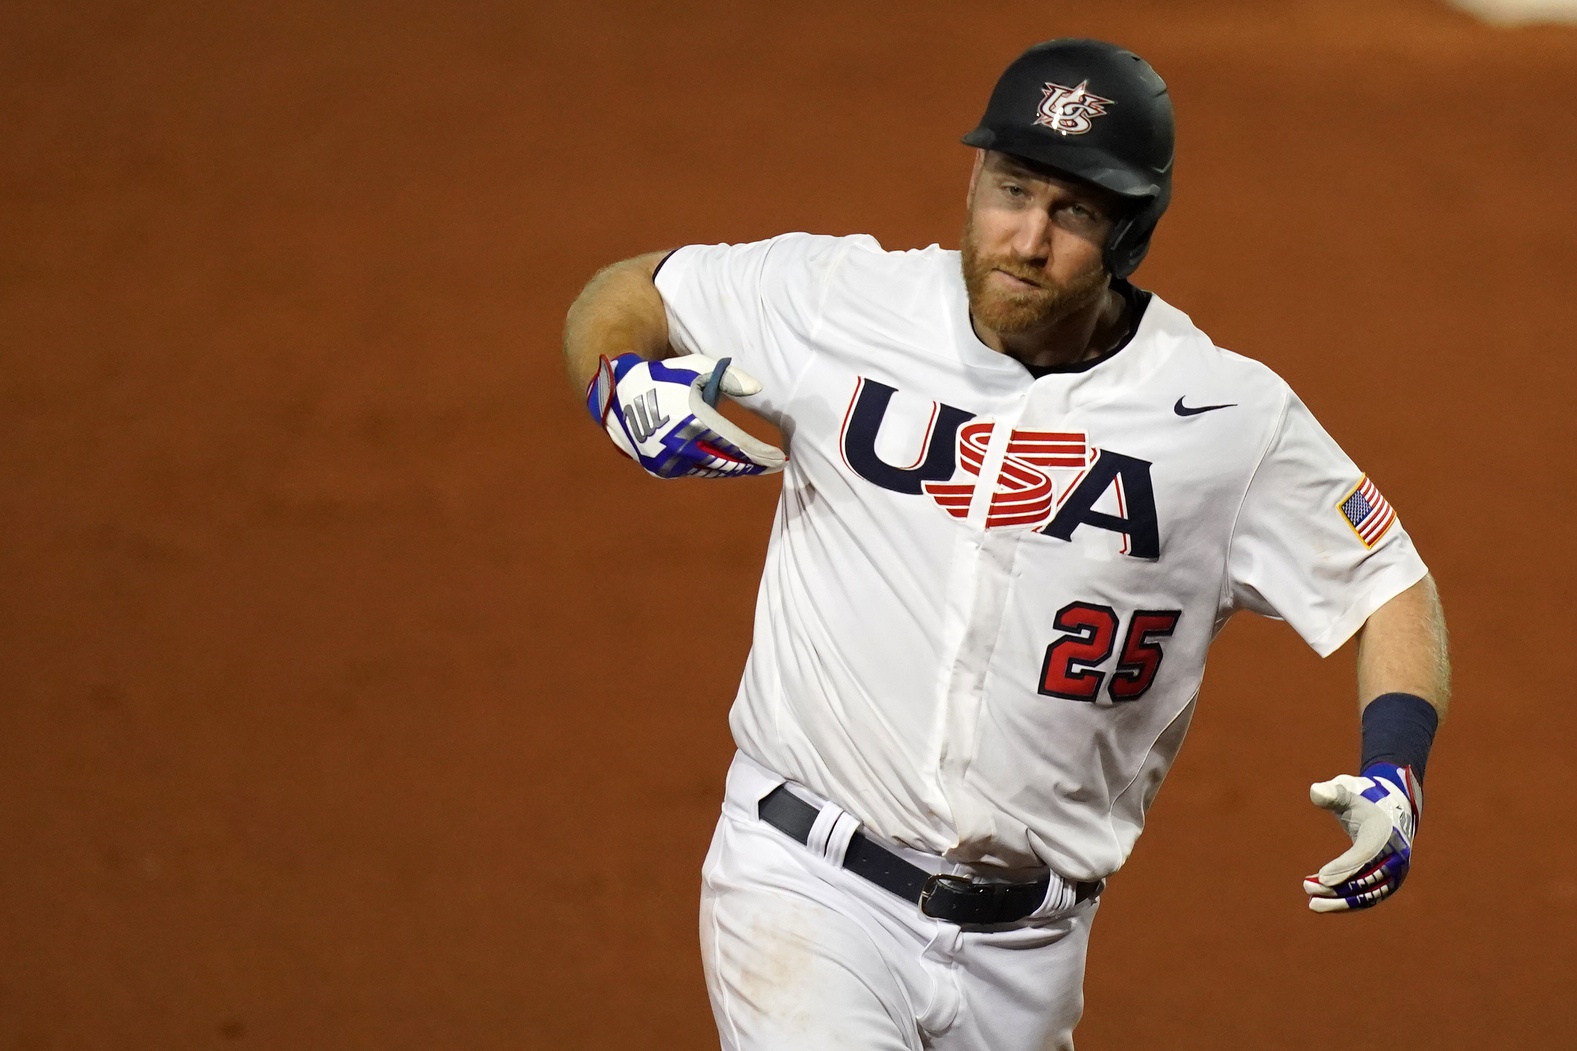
[971,286,1128,370]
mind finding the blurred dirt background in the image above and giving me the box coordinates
[3,1,1574,1047]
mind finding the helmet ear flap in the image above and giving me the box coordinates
[1103,185,1169,279]
[1103,211,1153,280]
[1103,213,1141,280]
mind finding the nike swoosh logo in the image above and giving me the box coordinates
[1174,397,1237,417]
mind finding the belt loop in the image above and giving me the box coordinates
[806,801,860,865]
[804,801,839,857]
[1030,871,1075,920]
[824,810,860,866]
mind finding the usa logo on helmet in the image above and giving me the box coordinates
[1034,81,1115,136]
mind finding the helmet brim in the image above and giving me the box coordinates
[962,126,1164,200]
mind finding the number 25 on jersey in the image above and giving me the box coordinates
[1038,603,1182,704]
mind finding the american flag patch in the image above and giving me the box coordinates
[1338,476,1397,547]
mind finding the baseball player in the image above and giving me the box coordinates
[562,39,1449,1051]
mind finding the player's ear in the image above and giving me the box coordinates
[966,149,985,211]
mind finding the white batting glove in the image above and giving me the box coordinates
[1304,763,1421,913]
[586,353,786,479]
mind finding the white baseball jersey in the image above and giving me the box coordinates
[655,232,1428,882]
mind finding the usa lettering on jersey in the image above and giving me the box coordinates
[838,376,1160,559]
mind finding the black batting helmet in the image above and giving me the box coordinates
[962,39,1174,278]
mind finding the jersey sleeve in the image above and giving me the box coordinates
[1226,390,1429,657]
[653,233,854,421]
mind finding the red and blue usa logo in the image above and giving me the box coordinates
[921,421,1092,529]
[838,377,1161,559]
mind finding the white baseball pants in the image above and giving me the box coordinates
[700,752,1098,1051]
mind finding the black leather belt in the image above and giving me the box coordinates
[757,784,1101,925]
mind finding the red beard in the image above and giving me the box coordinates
[960,218,1109,336]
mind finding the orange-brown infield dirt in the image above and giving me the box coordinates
[3,1,1575,1048]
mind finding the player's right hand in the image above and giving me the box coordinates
[586,353,786,479]
[1303,763,1421,913]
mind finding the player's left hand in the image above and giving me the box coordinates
[1303,763,1421,913]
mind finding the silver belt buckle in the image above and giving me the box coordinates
[918,872,981,919]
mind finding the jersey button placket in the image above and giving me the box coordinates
[930,395,1029,848]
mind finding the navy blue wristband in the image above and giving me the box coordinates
[1360,692,1439,782]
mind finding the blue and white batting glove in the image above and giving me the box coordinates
[1304,763,1421,913]
[586,353,786,479]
